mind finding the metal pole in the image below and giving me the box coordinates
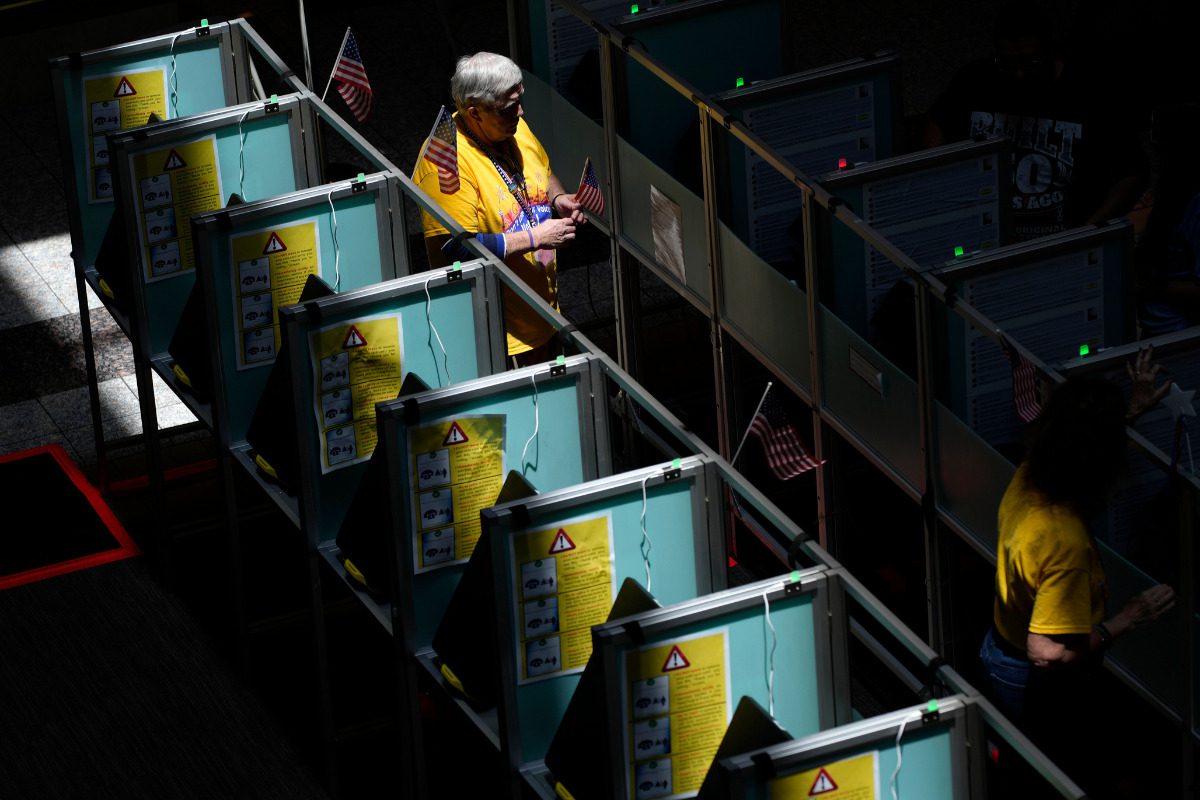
[298,0,314,89]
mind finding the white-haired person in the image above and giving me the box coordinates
[416,51,586,365]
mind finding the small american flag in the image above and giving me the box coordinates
[423,105,459,194]
[749,392,824,480]
[332,29,373,123]
[573,156,605,216]
[1004,343,1043,423]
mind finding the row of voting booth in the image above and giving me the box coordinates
[49,2,1198,798]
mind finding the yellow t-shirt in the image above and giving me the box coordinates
[993,465,1107,650]
[415,115,557,356]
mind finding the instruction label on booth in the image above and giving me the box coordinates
[230,220,321,369]
[621,630,731,800]
[511,512,615,683]
[130,134,222,282]
[83,68,168,203]
[768,752,879,800]
[408,414,505,571]
[308,312,403,473]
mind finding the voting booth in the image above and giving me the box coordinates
[370,353,614,655]
[187,172,409,438]
[715,52,902,269]
[104,93,320,354]
[816,136,1009,339]
[713,694,986,800]
[255,260,507,543]
[467,457,728,785]
[528,567,846,800]
[51,20,256,280]
[933,221,1136,447]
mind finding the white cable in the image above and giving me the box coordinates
[763,591,776,719]
[237,109,250,201]
[520,372,540,474]
[639,472,653,592]
[326,188,341,291]
[168,32,182,117]
[424,274,451,386]
[890,716,910,800]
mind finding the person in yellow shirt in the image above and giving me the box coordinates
[415,51,586,364]
[981,358,1175,793]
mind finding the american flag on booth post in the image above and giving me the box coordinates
[331,29,373,123]
[421,105,459,194]
[573,156,605,216]
[749,391,824,480]
[1003,342,1043,423]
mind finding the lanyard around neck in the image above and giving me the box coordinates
[462,123,540,225]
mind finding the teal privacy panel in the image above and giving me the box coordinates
[387,358,604,650]
[604,574,828,800]
[53,24,242,270]
[111,97,312,358]
[284,269,493,545]
[195,176,397,444]
[497,464,716,764]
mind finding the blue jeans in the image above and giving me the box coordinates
[979,628,1030,721]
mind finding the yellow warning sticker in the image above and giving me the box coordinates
[231,219,320,369]
[511,513,615,682]
[768,752,879,800]
[308,312,403,472]
[130,134,222,282]
[409,414,506,570]
[83,68,168,203]
[623,630,731,800]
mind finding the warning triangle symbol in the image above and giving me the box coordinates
[263,232,287,254]
[662,645,690,672]
[163,149,187,170]
[808,768,838,795]
[549,529,576,554]
[442,421,469,446]
[114,77,137,97]
[342,325,367,348]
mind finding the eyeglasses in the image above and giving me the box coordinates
[489,98,523,120]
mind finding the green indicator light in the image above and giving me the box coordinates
[356,172,366,182]
[671,457,682,469]
[954,245,964,257]
[270,94,278,103]
[556,355,567,365]
[452,260,462,269]
[631,3,639,12]
[927,699,939,713]
[736,77,745,88]
[200,18,209,26]
[1079,344,1090,357]
[789,570,802,582]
